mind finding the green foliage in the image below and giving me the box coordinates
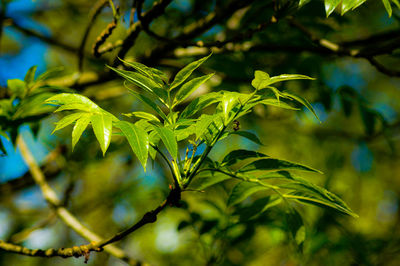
[45,55,357,250]
[0,66,66,154]
[300,0,400,17]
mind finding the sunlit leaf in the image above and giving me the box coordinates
[52,112,86,133]
[153,126,178,160]
[7,79,26,98]
[123,111,160,122]
[91,113,113,155]
[118,58,166,85]
[128,89,169,122]
[260,98,299,110]
[180,92,222,118]
[174,73,214,106]
[324,0,341,16]
[46,93,101,112]
[72,113,91,150]
[170,53,212,90]
[108,66,168,103]
[116,121,149,170]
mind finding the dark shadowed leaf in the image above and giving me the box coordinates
[239,158,322,173]
[221,149,269,166]
[228,181,269,206]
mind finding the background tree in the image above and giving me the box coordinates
[1,0,400,265]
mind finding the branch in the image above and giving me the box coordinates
[0,1,6,53]
[9,19,78,54]
[141,0,257,65]
[288,18,400,77]
[0,240,101,262]
[14,137,137,265]
[115,0,173,62]
[78,0,109,71]
[96,186,181,249]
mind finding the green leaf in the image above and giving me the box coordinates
[72,113,91,150]
[118,58,166,86]
[382,0,392,16]
[108,66,168,103]
[24,66,37,86]
[200,114,224,144]
[341,0,367,15]
[230,131,263,145]
[128,89,169,122]
[195,114,219,141]
[233,196,272,221]
[116,121,149,170]
[36,66,64,82]
[153,126,178,160]
[299,0,310,7]
[220,91,240,123]
[269,74,315,86]
[228,181,269,206]
[281,91,320,122]
[239,158,322,173]
[260,98,299,110]
[281,181,358,217]
[91,113,113,155]
[180,92,222,118]
[189,171,232,191]
[123,111,160,122]
[324,0,341,16]
[7,79,27,98]
[286,208,306,248]
[174,73,214,106]
[251,70,270,90]
[52,112,86,133]
[221,149,268,166]
[46,93,101,112]
[170,53,212,90]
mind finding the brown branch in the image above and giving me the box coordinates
[92,19,118,58]
[288,18,400,77]
[78,0,109,71]
[15,137,137,265]
[96,186,181,249]
[115,0,173,63]
[366,56,400,77]
[0,1,6,53]
[141,0,257,65]
[0,240,102,262]
[9,19,78,54]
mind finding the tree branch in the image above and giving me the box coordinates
[9,19,79,54]
[14,137,137,265]
[78,0,109,71]
[288,18,400,77]
[115,0,173,63]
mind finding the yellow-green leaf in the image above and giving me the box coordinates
[91,114,113,155]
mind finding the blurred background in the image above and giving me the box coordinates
[1,0,400,265]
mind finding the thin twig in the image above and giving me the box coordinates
[15,137,137,265]
[9,19,78,53]
[78,0,109,71]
